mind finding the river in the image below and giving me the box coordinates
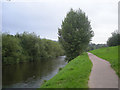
[2,56,67,88]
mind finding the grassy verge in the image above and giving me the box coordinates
[40,53,92,88]
[90,46,119,77]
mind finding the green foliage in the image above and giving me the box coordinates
[58,8,94,62]
[41,39,64,59]
[107,30,120,46]
[16,32,43,61]
[58,67,63,71]
[2,32,64,64]
[40,53,92,88]
[43,80,47,83]
[90,46,119,77]
[2,33,23,64]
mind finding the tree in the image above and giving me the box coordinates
[2,32,65,65]
[58,9,94,62]
[16,32,44,61]
[86,43,107,51]
[107,30,120,46]
[2,33,23,64]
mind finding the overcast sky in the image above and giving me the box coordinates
[2,0,119,44]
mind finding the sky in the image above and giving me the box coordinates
[2,0,119,44]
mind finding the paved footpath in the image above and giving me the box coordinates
[88,52,119,88]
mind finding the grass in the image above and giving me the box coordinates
[89,46,119,77]
[40,53,92,88]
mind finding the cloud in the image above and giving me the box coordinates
[2,0,119,44]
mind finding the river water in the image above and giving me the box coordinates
[2,56,67,88]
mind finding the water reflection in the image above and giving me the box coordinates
[3,56,66,88]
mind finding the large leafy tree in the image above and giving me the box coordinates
[58,9,94,62]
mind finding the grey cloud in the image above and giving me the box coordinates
[2,0,118,44]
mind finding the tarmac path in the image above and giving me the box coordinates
[88,52,118,88]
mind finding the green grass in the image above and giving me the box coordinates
[40,53,92,88]
[90,46,119,77]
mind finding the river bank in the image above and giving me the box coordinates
[40,53,92,88]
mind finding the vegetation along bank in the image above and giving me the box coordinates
[2,32,64,65]
[40,53,92,88]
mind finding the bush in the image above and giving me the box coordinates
[107,30,120,46]
[58,67,63,71]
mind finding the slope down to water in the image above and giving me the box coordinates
[40,53,92,88]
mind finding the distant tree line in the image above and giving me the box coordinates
[107,30,120,46]
[2,32,64,65]
[87,30,120,51]
[86,43,107,51]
